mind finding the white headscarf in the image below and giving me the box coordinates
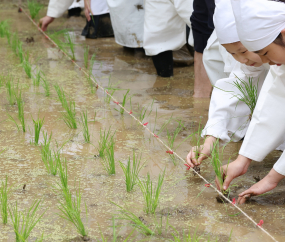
[213,0,239,44]
[231,0,285,51]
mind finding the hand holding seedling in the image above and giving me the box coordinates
[84,0,94,22]
[237,168,285,204]
[39,16,54,31]
[186,136,216,167]
[215,155,252,191]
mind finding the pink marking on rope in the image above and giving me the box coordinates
[96,84,99,89]
[72,60,75,63]
[205,184,211,187]
[143,122,148,126]
[231,198,236,205]
[129,111,133,114]
[79,67,81,70]
[106,91,109,94]
[19,8,22,12]
[113,101,119,105]
[154,134,158,138]
[45,36,48,39]
[257,220,264,227]
[184,163,191,170]
[166,150,173,154]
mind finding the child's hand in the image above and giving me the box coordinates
[39,16,54,32]
[84,0,94,22]
[215,155,252,191]
[237,168,285,204]
[186,136,216,167]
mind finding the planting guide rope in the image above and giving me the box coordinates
[18,7,278,242]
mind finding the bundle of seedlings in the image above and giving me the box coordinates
[101,136,116,175]
[138,169,165,214]
[31,115,44,145]
[54,84,77,129]
[57,160,89,241]
[210,140,232,203]
[97,127,116,157]
[119,150,144,192]
[9,200,45,242]
[27,0,43,20]
[0,176,10,225]
[111,201,154,236]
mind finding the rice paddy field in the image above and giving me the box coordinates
[1,1,285,242]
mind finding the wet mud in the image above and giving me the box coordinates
[0,2,285,242]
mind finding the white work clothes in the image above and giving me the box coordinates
[143,0,193,56]
[107,0,144,48]
[239,65,285,169]
[203,30,236,85]
[68,0,84,10]
[202,62,269,144]
[91,0,109,15]
[47,0,109,18]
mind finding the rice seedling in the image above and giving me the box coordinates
[210,140,229,196]
[22,53,32,78]
[84,45,89,69]
[153,213,170,236]
[138,169,165,214]
[54,84,77,129]
[190,121,205,162]
[0,20,9,38]
[17,42,24,63]
[32,115,45,145]
[9,200,45,242]
[0,176,10,224]
[7,113,20,131]
[111,201,154,236]
[11,32,19,54]
[119,150,144,192]
[15,90,26,132]
[33,68,41,86]
[58,157,69,191]
[80,110,90,143]
[102,137,116,175]
[231,76,258,119]
[86,72,96,93]
[41,131,52,165]
[114,89,130,115]
[27,0,43,20]
[97,127,116,157]
[170,227,204,242]
[58,181,88,239]
[64,33,76,60]
[137,99,154,122]
[105,77,117,103]
[6,76,16,105]
[48,29,68,50]
[41,73,50,97]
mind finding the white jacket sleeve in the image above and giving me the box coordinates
[202,62,269,144]
[47,0,75,18]
[239,65,285,162]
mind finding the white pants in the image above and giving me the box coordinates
[143,0,193,56]
[203,30,236,85]
[202,62,270,144]
[107,0,144,48]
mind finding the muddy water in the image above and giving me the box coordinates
[0,3,285,242]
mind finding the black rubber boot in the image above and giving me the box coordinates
[81,13,114,39]
[152,51,173,77]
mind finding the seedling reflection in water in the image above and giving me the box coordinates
[0,176,10,224]
[9,200,45,242]
[138,169,165,214]
[119,150,144,192]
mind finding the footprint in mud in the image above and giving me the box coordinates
[158,206,198,219]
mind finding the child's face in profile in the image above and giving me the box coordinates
[222,41,264,67]
[254,30,285,66]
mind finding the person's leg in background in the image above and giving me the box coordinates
[190,0,215,98]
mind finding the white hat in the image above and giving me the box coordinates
[231,0,285,51]
[214,0,239,44]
